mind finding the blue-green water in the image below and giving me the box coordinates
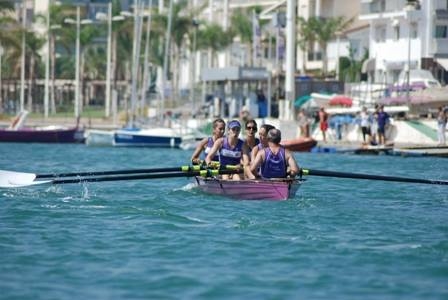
[0,143,447,299]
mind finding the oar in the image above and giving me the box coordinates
[301,169,448,185]
[0,169,241,188]
[35,165,201,179]
[0,164,240,188]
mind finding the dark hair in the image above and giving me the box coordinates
[267,128,281,144]
[213,118,226,128]
[245,119,257,129]
[260,124,275,133]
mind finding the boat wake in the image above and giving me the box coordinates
[176,182,197,191]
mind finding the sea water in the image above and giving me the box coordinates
[0,143,447,299]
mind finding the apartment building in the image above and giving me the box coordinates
[360,0,448,85]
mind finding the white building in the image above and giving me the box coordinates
[360,0,448,86]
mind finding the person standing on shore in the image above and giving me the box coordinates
[191,118,226,164]
[359,107,371,144]
[318,107,329,143]
[377,105,390,145]
[437,106,447,145]
[297,109,310,138]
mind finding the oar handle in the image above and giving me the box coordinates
[301,168,448,185]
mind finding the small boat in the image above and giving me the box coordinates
[281,137,317,152]
[113,127,182,148]
[195,177,302,200]
[0,111,84,143]
[85,129,115,146]
[0,126,85,143]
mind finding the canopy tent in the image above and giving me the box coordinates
[329,95,353,107]
[294,95,312,108]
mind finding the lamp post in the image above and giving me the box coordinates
[190,19,199,114]
[96,3,124,118]
[404,1,418,105]
[20,0,26,113]
[65,6,92,119]
[0,44,3,113]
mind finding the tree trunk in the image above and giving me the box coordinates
[50,33,56,114]
[27,55,35,112]
[80,48,85,112]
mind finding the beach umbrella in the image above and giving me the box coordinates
[329,95,353,107]
[294,94,312,108]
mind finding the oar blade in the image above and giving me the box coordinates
[0,170,41,188]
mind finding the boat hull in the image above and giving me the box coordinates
[114,128,182,148]
[0,127,85,143]
[85,129,115,146]
[195,177,302,201]
[281,137,317,152]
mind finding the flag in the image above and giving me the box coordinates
[252,10,261,66]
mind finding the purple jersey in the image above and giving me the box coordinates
[260,147,287,178]
[219,138,244,166]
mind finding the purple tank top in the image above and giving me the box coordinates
[219,138,244,166]
[260,147,287,178]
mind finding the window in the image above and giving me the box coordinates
[435,25,448,38]
[394,25,400,40]
[375,25,386,42]
[410,22,418,38]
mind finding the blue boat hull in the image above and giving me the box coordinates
[114,130,182,148]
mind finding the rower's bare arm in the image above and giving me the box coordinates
[248,151,264,179]
[241,144,252,179]
[286,150,299,176]
[191,138,208,163]
[251,146,258,162]
[205,138,223,164]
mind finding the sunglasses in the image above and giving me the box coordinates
[246,126,257,131]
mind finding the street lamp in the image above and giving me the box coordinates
[404,1,418,106]
[190,19,199,114]
[96,3,125,118]
[65,6,92,119]
[0,44,3,113]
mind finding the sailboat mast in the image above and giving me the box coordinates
[161,0,173,123]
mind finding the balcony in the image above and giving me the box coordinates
[360,0,410,17]
[432,38,448,55]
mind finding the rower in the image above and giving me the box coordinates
[205,120,249,180]
[243,123,275,178]
[191,118,226,165]
[247,128,299,180]
[251,124,275,161]
[243,119,260,153]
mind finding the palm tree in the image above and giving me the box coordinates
[229,5,265,67]
[24,31,44,112]
[152,0,197,103]
[48,3,74,114]
[297,17,315,73]
[196,23,232,67]
[0,2,20,113]
[58,7,100,112]
[302,16,354,76]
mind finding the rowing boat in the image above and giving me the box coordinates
[194,177,303,201]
